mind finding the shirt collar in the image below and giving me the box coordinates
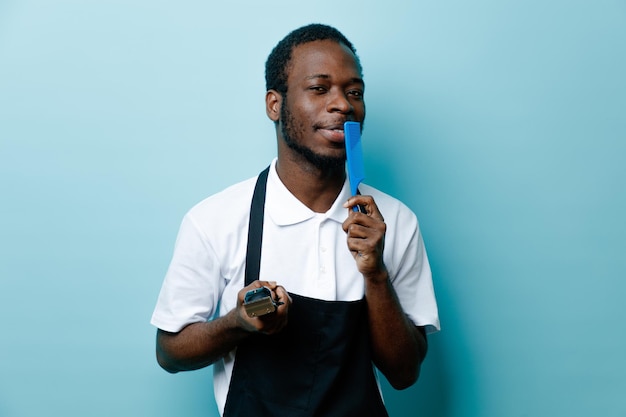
[265,159,352,226]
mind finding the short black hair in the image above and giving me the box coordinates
[265,23,361,95]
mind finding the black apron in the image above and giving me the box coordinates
[223,167,389,417]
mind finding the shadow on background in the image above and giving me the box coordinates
[364,109,480,416]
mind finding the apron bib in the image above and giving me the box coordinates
[223,167,388,417]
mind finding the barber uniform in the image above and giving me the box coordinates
[223,167,389,417]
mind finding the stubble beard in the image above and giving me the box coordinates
[280,100,346,172]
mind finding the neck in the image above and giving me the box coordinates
[275,154,346,213]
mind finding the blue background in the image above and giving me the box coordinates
[1,1,625,416]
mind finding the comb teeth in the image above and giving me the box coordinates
[344,121,365,197]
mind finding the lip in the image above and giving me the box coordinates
[316,123,347,143]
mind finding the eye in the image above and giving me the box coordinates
[308,85,328,94]
[347,89,364,99]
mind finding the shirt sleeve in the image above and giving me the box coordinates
[388,207,441,334]
[150,213,222,333]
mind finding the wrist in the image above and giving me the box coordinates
[363,268,390,286]
[228,307,256,334]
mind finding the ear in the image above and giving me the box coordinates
[265,89,282,122]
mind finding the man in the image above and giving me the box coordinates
[151,23,439,417]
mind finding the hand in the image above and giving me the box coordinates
[342,195,388,283]
[235,280,291,335]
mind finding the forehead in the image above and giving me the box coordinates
[286,39,362,83]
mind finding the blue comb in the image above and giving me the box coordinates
[344,121,365,212]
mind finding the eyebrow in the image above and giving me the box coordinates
[305,74,365,86]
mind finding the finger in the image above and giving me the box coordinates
[259,288,290,333]
[274,286,292,313]
[256,280,277,289]
[343,211,375,234]
[346,236,371,256]
[343,196,367,213]
[343,195,384,221]
[360,198,383,220]
[346,222,372,240]
[244,281,266,292]
[274,285,288,300]
[346,223,385,253]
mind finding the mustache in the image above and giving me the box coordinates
[313,118,359,130]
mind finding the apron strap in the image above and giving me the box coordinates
[244,166,270,286]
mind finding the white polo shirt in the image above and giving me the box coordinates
[151,158,440,414]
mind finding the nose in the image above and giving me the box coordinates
[326,89,353,114]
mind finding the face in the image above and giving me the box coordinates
[270,40,366,171]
